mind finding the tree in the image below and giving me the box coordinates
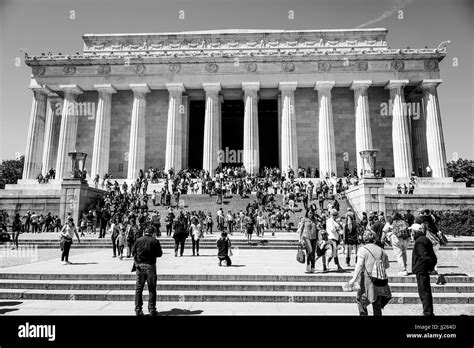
[0,156,24,188]
[447,158,473,187]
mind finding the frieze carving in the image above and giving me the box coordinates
[391,60,405,71]
[97,64,111,75]
[244,62,257,72]
[205,63,219,73]
[282,62,295,72]
[32,66,45,76]
[63,65,76,75]
[356,61,368,71]
[318,61,331,71]
[424,60,438,71]
[169,63,181,73]
[134,64,146,74]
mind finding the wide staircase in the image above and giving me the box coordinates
[1,194,473,310]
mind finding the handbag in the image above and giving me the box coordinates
[363,246,388,287]
[296,243,306,264]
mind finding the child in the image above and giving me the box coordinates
[316,230,330,272]
[117,226,126,260]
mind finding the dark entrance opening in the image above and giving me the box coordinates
[258,99,279,169]
[188,100,205,169]
[221,100,244,167]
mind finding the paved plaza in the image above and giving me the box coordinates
[1,237,473,316]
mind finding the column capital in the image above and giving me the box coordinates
[278,81,297,91]
[94,84,117,94]
[165,83,185,93]
[130,83,151,94]
[29,83,50,95]
[350,80,372,91]
[385,80,409,90]
[59,84,83,95]
[242,82,260,91]
[315,81,336,92]
[420,79,442,89]
[203,82,221,93]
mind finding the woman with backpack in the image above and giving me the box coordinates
[348,230,392,316]
[387,212,410,276]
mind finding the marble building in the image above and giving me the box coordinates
[21,28,449,180]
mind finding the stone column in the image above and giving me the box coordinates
[410,92,429,176]
[41,94,61,176]
[165,83,185,172]
[22,85,48,179]
[277,94,282,168]
[91,84,116,180]
[385,80,413,177]
[350,80,373,174]
[420,79,448,177]
[242,82,260,175]
[202,83,221,174]
[181,95,190,169]
[315,81,337,178]
[127,84,150,179]
[279,82,298,176]
[55,85,83,180]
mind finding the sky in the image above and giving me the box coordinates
[0,0,473,161]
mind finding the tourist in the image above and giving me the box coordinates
[125,219,138,258]
[225,210,234,235]
[109,218,120,258]
[11,213,22,250]
[172,216,187,257]
[205,212,213,234]
[93,174,100,188]
[117,224,126,260]
[389,212,410,276]
[344,208,359,267]
[165,210,174,237]
[326,209,344,272]
[190,217,202,256]
[298,210,318,273]
[244,212,255,244]
[410,223,437,316]
[256,211,266,238]
[426,165,432,177]
[370,216,385,249]
[132,226,163,316]
[59,217,81,265]
[217,232,232,266]
[348,230,392,316]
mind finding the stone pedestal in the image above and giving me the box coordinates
[59,179,103,224]
[345,177,386,218]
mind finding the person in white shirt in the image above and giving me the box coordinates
[325,209,344,272]
[59,217,80,264]
[190,218,202,256]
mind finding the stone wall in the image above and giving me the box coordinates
[295,88,318,169]
[75,91,98,176]
[386,194,474,214]
[145,90,169,170]
[109,90,133,178]
[368,87,393,173]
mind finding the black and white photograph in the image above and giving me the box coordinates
[0,0,473,346]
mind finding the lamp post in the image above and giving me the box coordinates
[68,151,87,180]
[359,149,379,178]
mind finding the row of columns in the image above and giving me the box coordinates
[22,79,448,182]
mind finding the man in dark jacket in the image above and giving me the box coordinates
[217,232,232,266]
[411,223,437,316]
[132,226,162,316]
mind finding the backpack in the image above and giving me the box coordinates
[363,246,388,286]
[392,220,410,239]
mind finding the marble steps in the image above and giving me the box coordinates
[0,279,472,293]
[0,289,472,304]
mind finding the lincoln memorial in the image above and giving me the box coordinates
[19,28,450,181]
